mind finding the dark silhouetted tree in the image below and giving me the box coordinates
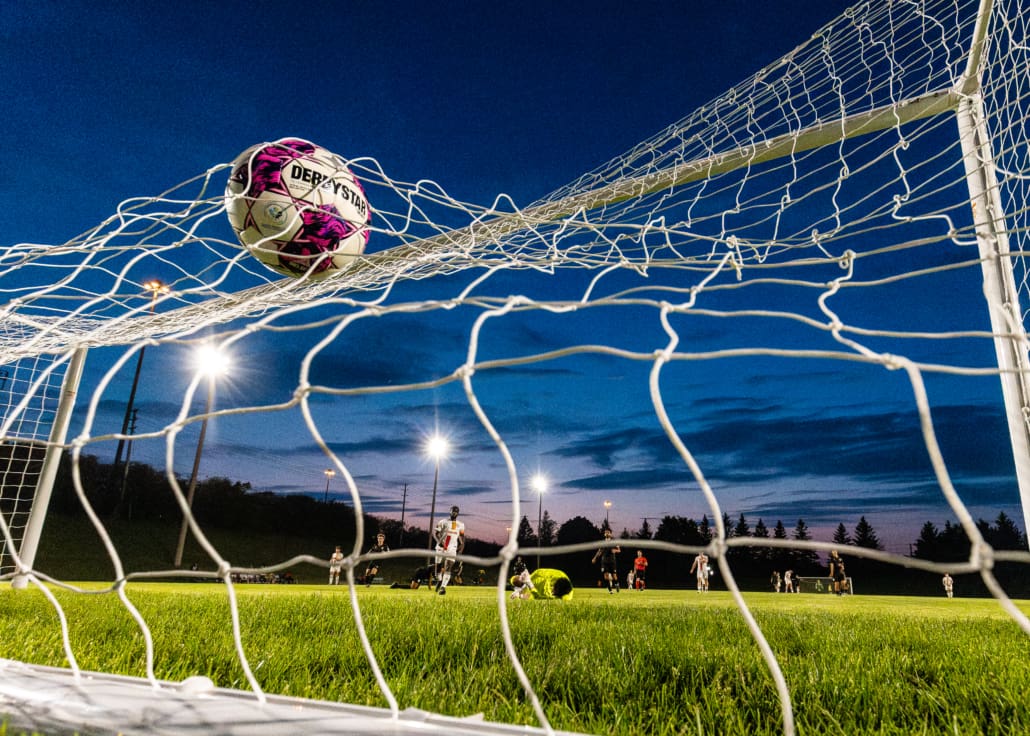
[912,521,941,560]
[771,520,791,571]
[635,518,654,540]
[516,515,536,548]
[753,518,770,566]
[699,515,713,544]
[791,519,822,573]
[539,510,557,547]
[852,516,883,550]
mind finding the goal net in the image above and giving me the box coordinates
[3,0,1030,734]
[796,576,855,595]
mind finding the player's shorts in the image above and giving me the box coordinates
[601,562,617,575]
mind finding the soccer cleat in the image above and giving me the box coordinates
[438,587,446,595]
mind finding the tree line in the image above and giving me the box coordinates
[6,448,1026,594]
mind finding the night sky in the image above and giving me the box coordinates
[3,0,1022,553]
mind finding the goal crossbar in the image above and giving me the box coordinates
[1,89,963,364]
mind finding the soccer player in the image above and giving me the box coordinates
[409,565,432,589]
[529,568,574,599]
[783,569,795,593]
[689,551,710,592]
[591,529,621,593]
[829,549,847,595]
[942,572,954,598]
[328,545,344,585]
[509,556,535,600]
[633,550,648,590]
[362,533,390,587]
[434,505,465,595]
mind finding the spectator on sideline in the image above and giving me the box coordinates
[362,533,390,587]
[771,570,782,593]
[328,545,344,585]
[633,550,648,590]
[591,529,621,593]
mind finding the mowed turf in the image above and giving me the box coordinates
[1,582,1029,735]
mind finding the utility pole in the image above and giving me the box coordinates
[399,483,408,547]
[118,408,139,519]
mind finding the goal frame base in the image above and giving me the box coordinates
[0,658,564,736]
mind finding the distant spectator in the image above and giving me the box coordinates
[942,572,954,598]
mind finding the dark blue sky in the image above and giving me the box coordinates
[4,1,1023,552]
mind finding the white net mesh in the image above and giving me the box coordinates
[3,0,1030,734]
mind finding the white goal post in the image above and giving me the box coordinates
[4,1,1030,735]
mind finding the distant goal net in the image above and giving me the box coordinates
[3,0,1030,735]
[796,576,856,595]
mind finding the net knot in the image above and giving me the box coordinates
[707,538,728,559]
[969,540,995,572]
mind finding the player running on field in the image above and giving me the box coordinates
[434,505,466,595]
[591,528,621,593]
[690,552,710,592]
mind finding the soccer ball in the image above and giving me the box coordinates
[225,139,370,279]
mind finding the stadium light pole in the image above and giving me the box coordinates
[531,473,547,569]
[173,343,230,567]
[112,279,169,517]
[323,468,336,503]
[424,434,449,552]
[604,500,612,528]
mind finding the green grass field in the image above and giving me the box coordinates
[2,583,1029,735]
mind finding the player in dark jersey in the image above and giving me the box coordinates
[362,533,390,586]
[591,528,621,593]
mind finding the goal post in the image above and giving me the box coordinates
[3,0,1030,734]
[0,351,86,585]
[10,348,87,590]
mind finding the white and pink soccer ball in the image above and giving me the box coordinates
[225,138,370,280]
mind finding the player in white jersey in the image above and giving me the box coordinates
[509,556,535,600]
[690,552,710,592]
[434,505,466,595]
[328,546,344,585]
